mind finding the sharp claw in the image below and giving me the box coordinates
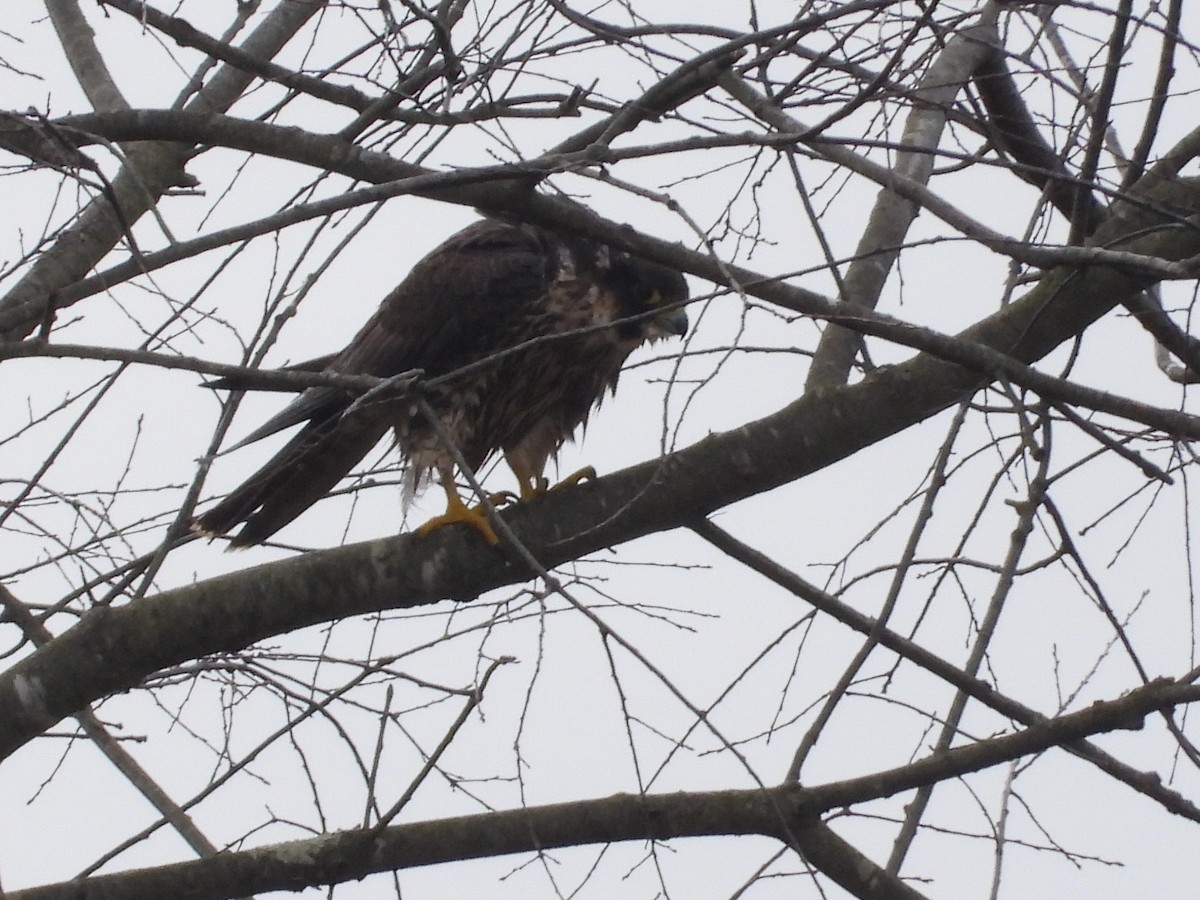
[518,477,547,501]
[416,466,597,544]
[518,467,596,501]
[556,466,596,490]
[417,495,501,544]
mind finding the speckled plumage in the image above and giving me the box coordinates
[194,218,689,547]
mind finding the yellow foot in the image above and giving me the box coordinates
[417,493,512,545]
[553,466,596,492]
[518,475,550,501]
[518,466,597,501]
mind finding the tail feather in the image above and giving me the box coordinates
[229,387,347,450]
[195,415,389,548]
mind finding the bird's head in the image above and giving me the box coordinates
[604,254,690,342]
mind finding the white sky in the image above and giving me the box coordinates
[2,1,1199,897]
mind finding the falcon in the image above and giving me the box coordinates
[194,218,689,547]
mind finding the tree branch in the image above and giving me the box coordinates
[8,677,1195,900]
[0,1,329,340]
[2,172,1199,761]
[806,5,999,389]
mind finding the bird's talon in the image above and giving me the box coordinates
[556,466,596,490]
[517,466,597,501]
[518,476,549,501]
[417,497,500,545]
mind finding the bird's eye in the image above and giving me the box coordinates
[648,289,662,307]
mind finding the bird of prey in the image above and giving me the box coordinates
[194,218,689,547]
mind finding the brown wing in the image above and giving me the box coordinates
[194,220,556,547]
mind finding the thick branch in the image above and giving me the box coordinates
[1,174,1198,760]
[973,44,1106,232]
[8,677,1194,900]
[0,585,220,860]
[0,1,329,340]
[46,0,131,113]
[806,7,999,389]
[693,519,1200,821]
[12,110,1199,338]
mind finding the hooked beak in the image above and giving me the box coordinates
[653,303,689,337]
